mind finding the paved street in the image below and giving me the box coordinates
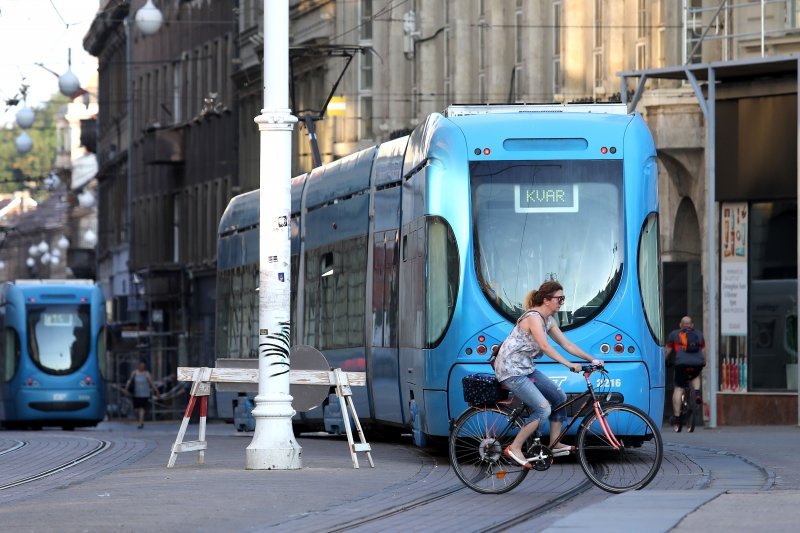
[0,420,798,532]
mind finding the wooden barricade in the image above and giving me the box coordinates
[168,367,373,469]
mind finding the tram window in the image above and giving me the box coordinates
[215,270,232,357]
[305,236,368,350]
[426,217,459,347]
[97,326,109,380]
[4,327,21,382]
[638,212,664,344]
[26,304,91,375]
[470,159,623,328]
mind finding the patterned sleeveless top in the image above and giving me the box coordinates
[493,310,554,382]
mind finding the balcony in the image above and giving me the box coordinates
[142,126,185,165]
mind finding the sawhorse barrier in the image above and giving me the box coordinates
[168,366,374,469]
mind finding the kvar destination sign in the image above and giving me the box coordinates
[514,184,579,213]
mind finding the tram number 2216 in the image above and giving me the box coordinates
[596,377,622,388]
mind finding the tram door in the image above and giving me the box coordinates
[370,229,403,424]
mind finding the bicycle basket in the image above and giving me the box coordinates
[462,373,508,407]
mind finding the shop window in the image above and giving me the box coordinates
[748,201,797,391]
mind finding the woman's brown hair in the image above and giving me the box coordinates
[524,280,564,309]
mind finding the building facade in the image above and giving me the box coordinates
[84,0,797,422]
[84,0,237,396]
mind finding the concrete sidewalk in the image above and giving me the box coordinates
[544,424,800,532]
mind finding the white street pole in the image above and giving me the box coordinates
[245,0,302,470]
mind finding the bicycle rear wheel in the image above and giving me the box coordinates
[449,406,529,494]
[683,385,696,433]
[576,404,663,493]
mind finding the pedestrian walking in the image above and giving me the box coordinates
[126,361,160,429]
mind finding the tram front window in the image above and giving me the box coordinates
[27,304,91,375]
[471,160,624,328]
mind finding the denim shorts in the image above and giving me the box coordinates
[501,369,567,425]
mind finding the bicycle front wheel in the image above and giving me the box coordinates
[449,406,529,494]
[576,404,663,493]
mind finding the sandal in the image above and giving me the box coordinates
[503,446,532,469]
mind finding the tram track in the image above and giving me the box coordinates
[478,478,594,532]
[327,482,469,533]
[0,438,111,491]
[326,467,594,532]
[0,439,27,457]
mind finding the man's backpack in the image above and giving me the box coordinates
[678,328,701,353]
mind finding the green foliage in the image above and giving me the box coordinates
[0,93,69,194]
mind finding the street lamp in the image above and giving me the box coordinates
[15,131,33,154]
[15,83,35,154]
[246,0,301,470]
[135,0,163,36]
[16,106,35,129]
[59,50,81,98]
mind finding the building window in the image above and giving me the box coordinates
[360,51,373,91]
[593,51,604,90]
[553,1,561,56]
[359,95,373,139]
[553,1,562,96]
[637,0,647,40]
[443,27,451,101]
[479,20,486,72]
[360,0,373,41]
[685,0,703,64]
[553,58,562,95]
[593,0,604,91]
[594,0,603,49]
[172,194,181,263]
[513,66,524,102]
[515,1,524,65]
[636,0,648,70]
[636,42,648,70]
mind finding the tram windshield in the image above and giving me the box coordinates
[26,304,91,375]
[471,160,624,329]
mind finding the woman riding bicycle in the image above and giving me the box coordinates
[493,280,600,468]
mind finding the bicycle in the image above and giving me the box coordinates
[448,363,663,494]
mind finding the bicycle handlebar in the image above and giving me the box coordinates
[579,363,606,374]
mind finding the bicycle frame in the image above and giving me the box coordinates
[537,368,623,451]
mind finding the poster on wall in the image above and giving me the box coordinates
[720,202,748,336]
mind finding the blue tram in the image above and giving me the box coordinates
[215,104,664,445]
[0,280,107,429]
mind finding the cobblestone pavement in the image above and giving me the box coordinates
[0,421,797,532]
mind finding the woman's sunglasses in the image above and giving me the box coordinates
[550,295,566,304]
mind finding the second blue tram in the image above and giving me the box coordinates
[215,103,664,445]
[0,280,107,429]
